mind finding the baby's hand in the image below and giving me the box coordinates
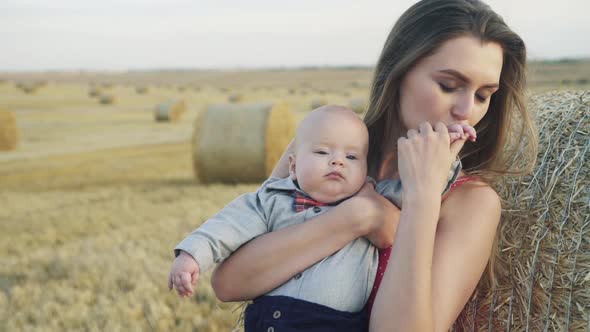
[168,251,200,297]
[447,124,477,143]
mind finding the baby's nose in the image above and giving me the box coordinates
[330,158,344,166]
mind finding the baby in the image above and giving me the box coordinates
[168,105,472,316]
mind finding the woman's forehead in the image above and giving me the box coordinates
[420,36,503,85]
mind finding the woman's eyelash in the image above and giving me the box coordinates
[476,94,487,102]
[438,83,456,92]
[440,82,489,103]
[314,150,328,155]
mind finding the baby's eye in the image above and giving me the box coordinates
[346,155,357,160]
[314,150,328,155]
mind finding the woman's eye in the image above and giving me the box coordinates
[476,94,488,103]
[438,83,456,93]
[314,151,328,155]
[346,155,357,160]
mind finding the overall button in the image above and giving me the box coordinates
[267,327,275,332]
[294,272,302,280]
[273,310,281,319]
[312,206,321,213]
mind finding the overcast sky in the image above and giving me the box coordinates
[1,0,588,71]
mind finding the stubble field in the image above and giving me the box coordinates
[0,61,588,331]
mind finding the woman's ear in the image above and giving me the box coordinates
[288,154,297,180]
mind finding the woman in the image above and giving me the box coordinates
[211,0,538,330]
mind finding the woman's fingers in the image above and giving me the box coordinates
[434,122,449,137]
[418,122,434,135]
[407,128,418,138]
[450,134,468,157]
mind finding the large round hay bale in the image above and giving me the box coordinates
[349,98,367,114]
[311,98,327,110]
[99,94,116,105]
[18,83,38,94]
[154,99,186,122]
[228,93,243,103]
[452,90,590,331]
[0,109,19,151]
[136,86,149,94]
[192,102,296,183]
[88,87,102,97]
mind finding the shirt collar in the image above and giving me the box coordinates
[265,177,303,193]
[265,176,377,195]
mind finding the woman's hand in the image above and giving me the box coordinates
[397,122,468,200]
[344,180,400,248]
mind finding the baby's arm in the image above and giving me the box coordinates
[168,250,200,297]
[168,188,269,298]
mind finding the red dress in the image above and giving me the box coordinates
[364,176,481,315]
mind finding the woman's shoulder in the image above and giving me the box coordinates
[440,175,501,228]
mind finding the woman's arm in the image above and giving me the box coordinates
[369,122,501,332]
[370,182,500,332]
[211,183,400,302]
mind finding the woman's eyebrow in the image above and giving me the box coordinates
[437,69,499,89]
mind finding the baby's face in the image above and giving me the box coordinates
[289,107,368,204]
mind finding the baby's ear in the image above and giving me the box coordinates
[288,154,297,180]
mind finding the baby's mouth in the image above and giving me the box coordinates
[325,171,344,180]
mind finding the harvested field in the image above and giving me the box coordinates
[0,65,588,331]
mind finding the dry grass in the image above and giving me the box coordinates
[310,97,328,110]
[0,65,587,331]
[0,109,19,151]
[0,140,257,331]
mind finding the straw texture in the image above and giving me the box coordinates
[452,90,589,332]
[192,102,295,183]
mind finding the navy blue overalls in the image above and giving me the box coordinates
[244,295,369,332]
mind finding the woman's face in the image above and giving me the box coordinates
[399,35,503,133]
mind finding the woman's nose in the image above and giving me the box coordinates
[452,93,474,121]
